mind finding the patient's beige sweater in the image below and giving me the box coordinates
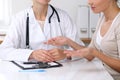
[89,13,120,79]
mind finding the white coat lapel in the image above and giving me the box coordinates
[28,8,46,44]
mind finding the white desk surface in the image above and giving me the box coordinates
[0,59,114,80]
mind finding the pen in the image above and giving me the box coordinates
[23,62,48,64]
[23,62,41,64]
[19,69,46,72]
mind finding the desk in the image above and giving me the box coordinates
[0,59,113,80]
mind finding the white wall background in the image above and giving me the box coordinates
[11,0,88,22]
[11,0,32,15]
[0,0,99,38]
[50,0,88,22]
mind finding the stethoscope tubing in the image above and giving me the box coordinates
[26,5,61,49]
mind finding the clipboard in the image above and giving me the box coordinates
[11,61,62,70]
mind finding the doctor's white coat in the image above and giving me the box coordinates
[0,5,84,61]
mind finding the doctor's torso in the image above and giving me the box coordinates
[7,6,73,50]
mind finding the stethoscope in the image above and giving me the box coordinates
[26,5,63,49]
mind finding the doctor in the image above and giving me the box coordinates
[0,0,84,62]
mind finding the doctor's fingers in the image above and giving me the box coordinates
[48,48,64,54]
[53,54,66,61]
[40,49,56,58]
[32,50,55,62]
[48,49,65,61]
[35,53,55,62]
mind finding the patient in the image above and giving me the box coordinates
[45,0,120,80]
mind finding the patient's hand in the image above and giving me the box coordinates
[44,36,70,46]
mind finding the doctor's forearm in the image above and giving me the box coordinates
[67,39,85,50]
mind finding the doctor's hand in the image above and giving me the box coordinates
[44,36,70,46]
[29,49,55,62]
[48,48,66,61]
